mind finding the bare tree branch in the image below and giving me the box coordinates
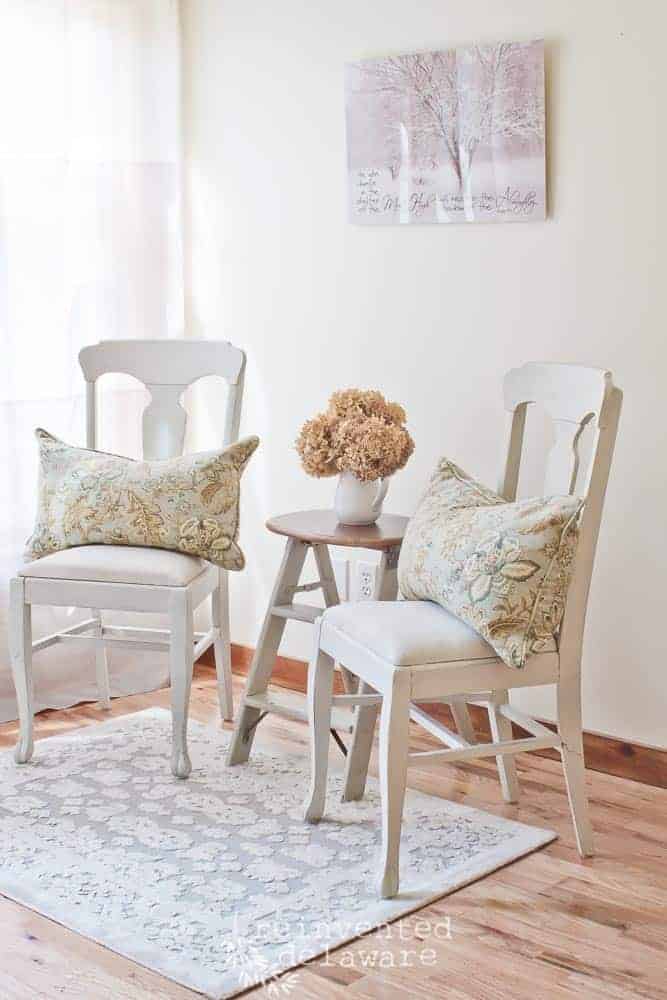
[357,42,544,187]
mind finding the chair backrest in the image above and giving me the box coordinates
[499,363,622,668]
[78,339,246,459]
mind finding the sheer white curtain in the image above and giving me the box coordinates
[0,0,183,721]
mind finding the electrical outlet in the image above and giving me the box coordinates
[332,558,349,602]
[355,561,377,601]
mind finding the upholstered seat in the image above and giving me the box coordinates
[19,545,208,587]
[321,599,555,667]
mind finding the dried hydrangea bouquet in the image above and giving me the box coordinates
[296,389,414,524]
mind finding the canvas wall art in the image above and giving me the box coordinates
[345,39,545,225]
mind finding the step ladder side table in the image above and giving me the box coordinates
[227,509,408,766]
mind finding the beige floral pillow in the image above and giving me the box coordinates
[26,429,259,570]
[398,458,582,668]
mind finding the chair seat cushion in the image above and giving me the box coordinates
[321,600,556,667]
[19,545,209,587]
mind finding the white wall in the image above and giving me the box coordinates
[181,0,667,748]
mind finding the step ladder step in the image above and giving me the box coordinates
[271,603,321,623]
[244,690,355,733]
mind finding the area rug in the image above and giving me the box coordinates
[0,709,555,998]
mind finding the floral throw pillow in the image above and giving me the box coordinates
[398,458,583,668]
[25,429,259,571]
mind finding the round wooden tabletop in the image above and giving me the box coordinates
[266,509,409,551]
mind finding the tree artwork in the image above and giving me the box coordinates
[345,40,545,224]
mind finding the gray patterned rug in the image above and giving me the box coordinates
[0,709,555,998]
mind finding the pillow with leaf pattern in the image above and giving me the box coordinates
[25,429,259,571]
[398,457,582,668]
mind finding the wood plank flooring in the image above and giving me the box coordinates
[0,663,664,1000]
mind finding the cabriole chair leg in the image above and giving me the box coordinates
[378,673,410,899]
[304,635,335,824]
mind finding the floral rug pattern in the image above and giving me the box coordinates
[0,709,555,998]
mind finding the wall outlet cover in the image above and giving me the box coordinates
[355,561,377,601]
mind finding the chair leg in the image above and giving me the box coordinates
[558,673,594,857]
[488,690,520,803]
[212,569,234,722]
[304,625,335,823]
[9,578,34,764]
[378,672,410,899]
[91,609,111,710]
[169,590,194,779]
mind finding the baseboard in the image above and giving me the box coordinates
[201,644,667,789]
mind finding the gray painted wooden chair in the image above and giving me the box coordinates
[10,339,245,777]
[304,363,622,898]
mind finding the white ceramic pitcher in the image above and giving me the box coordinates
[334,471,389,525]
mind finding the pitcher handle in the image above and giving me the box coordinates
[372,478,389,516]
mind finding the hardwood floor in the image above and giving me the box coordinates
[0,663,665,1000]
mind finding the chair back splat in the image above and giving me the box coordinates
[499,363,622,670]
[78,338,246,460]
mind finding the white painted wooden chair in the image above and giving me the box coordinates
[304,364,622,898]
[9,339,246,778]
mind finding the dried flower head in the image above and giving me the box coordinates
[327,389,406,426]
[295,389,414,481]
[294,414,339,478]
